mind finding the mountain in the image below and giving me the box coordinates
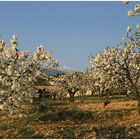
[43,66,79,76]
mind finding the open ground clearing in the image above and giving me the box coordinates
[0,96,140,139]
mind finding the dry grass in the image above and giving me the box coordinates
[0,99,140,138]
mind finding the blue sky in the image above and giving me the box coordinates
[0,1,139,71]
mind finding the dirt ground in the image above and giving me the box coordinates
[0,98,140,139]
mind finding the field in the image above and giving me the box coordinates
[0,96,140,139]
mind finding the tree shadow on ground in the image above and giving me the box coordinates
[38,105,137,122]
[39,109,95,121]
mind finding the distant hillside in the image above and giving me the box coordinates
[43,66,79,76]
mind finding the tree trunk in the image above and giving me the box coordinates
[91,91,94,96]
[124,68,140,115]
[80,91,84,103]
[38,89,43,99]
[69,93,75,102]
